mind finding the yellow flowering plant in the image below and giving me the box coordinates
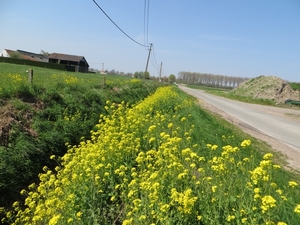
[4,86,300,225]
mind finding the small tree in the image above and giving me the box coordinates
[109,69,116,75]
[169,74,176,83]
[134,71,144,78]
[10,51,22,59]
[40,50,50,56]
[134,72,139,78]
[144,71,150,79]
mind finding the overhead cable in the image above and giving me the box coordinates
[151,44,160,67]
[144,0,150,49]
[92,0,148,48]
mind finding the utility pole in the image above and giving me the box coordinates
[159,62,163,81]
[144,43,153,74]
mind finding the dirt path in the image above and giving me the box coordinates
[196,95,300,173]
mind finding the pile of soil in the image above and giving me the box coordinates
[0,101,40,146]
[0,104,14,147]
[231,75,300,104]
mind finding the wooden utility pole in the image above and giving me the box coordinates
[144,43,153,74]
[159,62,163,81]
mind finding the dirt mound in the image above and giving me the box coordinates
[0,101,41,146]
[0,106,15,146]
[231,75,300,103]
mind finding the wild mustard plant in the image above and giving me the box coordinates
[0,73,27,97]
[5,86,300,225]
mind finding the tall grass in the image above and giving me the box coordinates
[3,86,300,225]
[0,63,161,213]
[289,82,300,92]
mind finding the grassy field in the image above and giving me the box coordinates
[3,86,300,224]
[1,63,300,224]
[0,63,161,213]
[0,63,142,100]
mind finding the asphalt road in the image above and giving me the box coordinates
[179,85,300,152]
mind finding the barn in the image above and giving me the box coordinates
[49,53,89,73]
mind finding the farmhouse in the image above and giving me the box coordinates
[1,49,90,73]
[49,53,89,73]
[0,49,14,57]
[0,49,48,62]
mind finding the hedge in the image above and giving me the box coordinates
[0,57,76,72]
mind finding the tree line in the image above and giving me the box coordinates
[177,71,249,89]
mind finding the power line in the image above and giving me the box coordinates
[144,0,147,48]
[150,49,159,70]
[92,0,148,48]
[144,0,150,49]
[147,0,150,46]
[151,44,160,67]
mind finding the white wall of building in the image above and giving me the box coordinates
[0,49,10,57]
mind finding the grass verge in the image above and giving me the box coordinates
[3,86,300,225]
[0,63,161,212]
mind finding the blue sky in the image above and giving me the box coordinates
[1,0,300,82]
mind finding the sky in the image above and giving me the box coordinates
[1,0,300,82]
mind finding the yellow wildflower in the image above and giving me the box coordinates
[289,181,298,188]
[212,185,217,193]
[49,215,61,225]
[211,144,218,150]
[294,204,300,213]
[261,195,276,213]
[263,153,273,159]
[241,139,251,147]
[227,215,235,222]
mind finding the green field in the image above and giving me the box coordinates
[1,63,300,224]
[0,63,161,212]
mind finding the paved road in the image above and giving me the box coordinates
[179,85,300,152]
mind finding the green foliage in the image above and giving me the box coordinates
[144,71,150,79]
[0,63,162,211]
[169,74,176,83]
[289,82,300,92]
[40,50,51,56]
[9,51,22,59]
[134,71,144,79]
[0,123,39,207]
[4,86,300,225]
[0,58,69,71]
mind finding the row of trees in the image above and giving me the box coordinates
[88,67,176,84]
[177,71,248,88]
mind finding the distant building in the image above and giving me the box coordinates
[49,53,89,73]
[0,49,14,57]
[17,49,49,62]
[0,49,48,62]
[1,49,90,73]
